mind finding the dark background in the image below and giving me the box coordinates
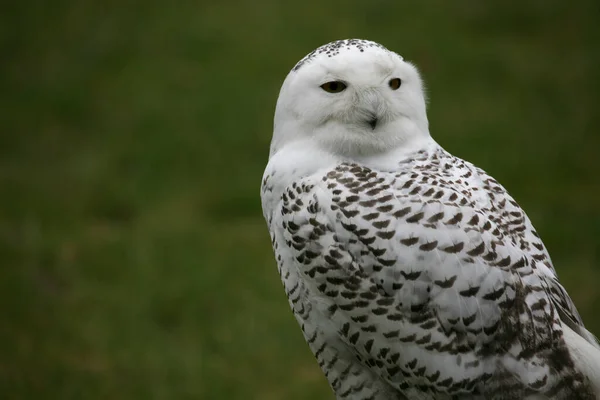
[1,1,599,398]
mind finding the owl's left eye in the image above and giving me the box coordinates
[389,78,402,90]
[320,81,347,93]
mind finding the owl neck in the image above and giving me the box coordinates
[261,134,438,222]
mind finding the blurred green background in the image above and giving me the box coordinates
[1,1,599,399]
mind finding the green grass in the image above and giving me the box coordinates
[1,1,599,398]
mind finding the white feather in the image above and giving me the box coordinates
[563,324,600,396]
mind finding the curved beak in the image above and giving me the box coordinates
[367,114,378,130]
[359,90,384,130]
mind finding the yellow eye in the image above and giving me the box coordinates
[389,78,401,90]
[320,81,347,93]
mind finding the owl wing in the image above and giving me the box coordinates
[276,159,596,397]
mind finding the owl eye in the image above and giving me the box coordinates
[320,81,347,93]
[388,78,401,90]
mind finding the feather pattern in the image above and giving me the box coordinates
[262,145,599,399]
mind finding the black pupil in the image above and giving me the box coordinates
[329,82,339,91]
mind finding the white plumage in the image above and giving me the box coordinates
[261,39,600,399]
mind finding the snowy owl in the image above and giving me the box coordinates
[260,39,600,399]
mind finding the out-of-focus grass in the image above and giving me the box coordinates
[0,1,598,399]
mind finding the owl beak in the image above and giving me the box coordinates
[367,114,378,130]
[360,90,384,130]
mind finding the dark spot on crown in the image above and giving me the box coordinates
[292,39,391,72]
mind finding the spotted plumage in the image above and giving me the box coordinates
[261,39,600,399]
[293,39,391,72]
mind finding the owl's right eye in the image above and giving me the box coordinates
[320,81,347,93]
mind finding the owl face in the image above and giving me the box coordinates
[271,39,429,157]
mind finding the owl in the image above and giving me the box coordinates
[261,39,600,400]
